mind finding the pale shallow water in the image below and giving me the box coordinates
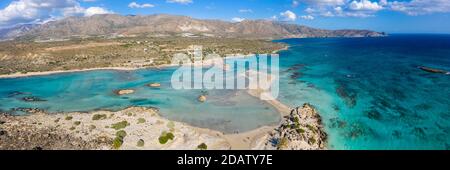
[0,66,281,134]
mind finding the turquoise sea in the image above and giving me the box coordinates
[1,34,449,149]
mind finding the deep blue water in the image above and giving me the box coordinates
[276,34,450,149]
[0,34,449,149]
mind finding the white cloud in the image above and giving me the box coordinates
[167,0,193,5]
[0,0,78,26]
[321,11,335,17]
[280,10,297,21]
[62,5,85,17]
[300,0,347,6]
[269,15,278,20]
[128,2,155,8]
[300,15,315,20]
[84,7,113,17]
[334,6,343,12]
[299,0,450,18]
[349,0,383,11]
[239,9,253,13]
[63,5,113,17]
[305,7,315,13]
[231,17,245,22]
[0,0,115,27]
[301,0,385,18]
[388,0,450,15]
[292,0,300,8]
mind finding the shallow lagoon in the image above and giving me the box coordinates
[0,67,281,134]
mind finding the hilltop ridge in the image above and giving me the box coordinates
[1,14,386,40]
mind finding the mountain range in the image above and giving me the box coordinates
[0,14,386,40]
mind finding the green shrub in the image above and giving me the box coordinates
[197,143,207,150]
[116,130,127,138]
[74,121,81,126]
[111,121,130,130]
[293,116,300,123]
[158,132,175,144]
[92,114,107,121]
[307,124,317,133]
[69,127,75,131]
[137,139,145,147]
[309,137,316,145]
[292,122,300,129]
[112,137,123,149]
[65,116,73,120]
[137,118,146,124]
[296,128,305,134]
[89,125,96,130]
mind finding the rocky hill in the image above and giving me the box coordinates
[264,103,327,150]
[2,14,386,40]
[0,24,36,40]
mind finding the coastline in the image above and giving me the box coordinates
[0,45,289,79]
[0,67,142,79]
[0,107,232,150]
[0,43,330,150]
[0,102,325,150]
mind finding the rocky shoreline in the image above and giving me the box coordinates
[0,104,327,150]
[262,104,327,150]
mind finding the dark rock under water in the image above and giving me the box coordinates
[22,96,47,102]
[418,66,449,74]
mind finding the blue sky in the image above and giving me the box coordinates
[1,0,450,33]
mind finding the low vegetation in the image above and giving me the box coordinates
[65,116,73,121]
[112,137,123,150]
[137,118,146,124]
[197,143,208,150]
[113,130,127,150]
[92,114,107,121]
[137,139,145,147]
[115,130,127,138]
[0,37,285,75]
[158,131,175,144]
[111,121,130,130]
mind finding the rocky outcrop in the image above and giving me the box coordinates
[114,89,135,95]
[198,95,207,103]
[264,103,327,150]
[22,96,47,102]
[418,66,450,75]
[12,108,44,114]
[147,83,161,88]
